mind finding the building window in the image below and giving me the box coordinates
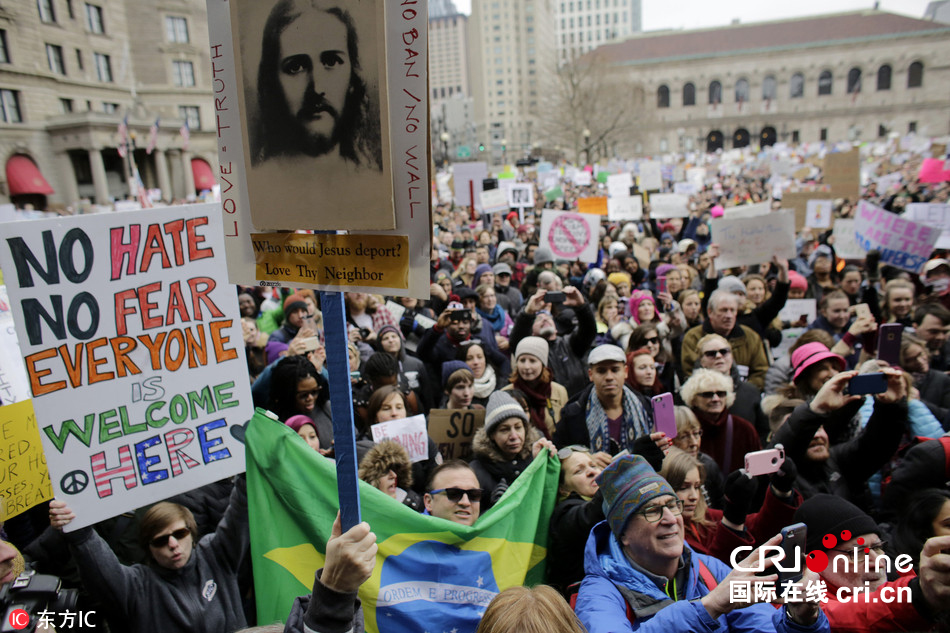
[878,124,887,138]
[102,102,118,113]
[682,82,695,106]
[46,44,65,75]
[659,138,668,152]
[820,128,828,141]
[846,67,861,94]
[0,89,22,123]
[37,0,56,23]
[817,70,833,96]
[0,31,8,64]
[66,0,74,18]
[179,105,200,130]
[60,98,73,113]
[907,61,923,88]
[876,64,891,91]
[76,49,84,70]
[908,121,917,133]
[656,85,669,108]
[789,73,804,98]
[172,61,195,87]
[85,4,104,33]
[708,80,721,105]
[93,52,112,82]
[735,78,749,103]
[762,75,777,101]
[791,130,800,143]
[165,16,189,43]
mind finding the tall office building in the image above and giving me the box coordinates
[470,0,556,164]
[429,0,475,162]
[555,0,642,64]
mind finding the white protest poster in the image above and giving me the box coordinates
[507,183,535,209]
[638,161,662,191]
[773,328,807,362]
[805,199,833,229]
[875,172,902,193]
[606,173,633,198]
[905,203,950,249]
[687,167,706,190]
[539,210,599,263]
[724,201,771,219]
[673,182,697,196]
[370,414,428,462]
[608,196,643,221]
[0,203,252,531]
[649,193,689,219]
[712,208,796,268]
[854,201,940,273]
[480,188,509,214]
[572,171,592,187]
[205,0,431,297]
[453,162,489,207]
[0,286,31,403]
[778,299,818,325]
[832,220,867,259]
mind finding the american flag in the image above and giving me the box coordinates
[180,120,190,150]
[145,117,160,154]
[117,115,128,157]
[132,162,152,209]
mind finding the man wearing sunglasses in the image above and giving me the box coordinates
[423,460,482,526]
[48,474,248,633]
[576,455,828,633]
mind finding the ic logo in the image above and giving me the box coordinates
[8,609,29,630]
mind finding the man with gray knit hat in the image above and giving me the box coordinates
[575,455,828,633]
[793,493,950,632]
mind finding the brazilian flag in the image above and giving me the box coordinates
[246,411,560,632]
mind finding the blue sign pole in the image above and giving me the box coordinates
[319,290,361,531]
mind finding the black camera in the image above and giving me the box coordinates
[1,571,78,633]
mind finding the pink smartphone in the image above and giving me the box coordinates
[744,447,785,476]
[651,393,677,439]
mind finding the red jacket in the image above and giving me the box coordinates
[822,573,933,633]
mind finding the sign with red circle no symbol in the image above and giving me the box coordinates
[540,210,599,263]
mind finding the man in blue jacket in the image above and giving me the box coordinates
[575,455,829,633]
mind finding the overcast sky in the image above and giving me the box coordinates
[451,0,934,30]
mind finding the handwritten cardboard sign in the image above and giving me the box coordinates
[780,190,832,230]
[806,199,833,229]
[649,193,689,219]
[370,414,429,463]
[854,200,939,273]
[712,208,796,268]
[606,173,633,198]
[540,210,600,263]
[428,409,485,462]
[608,196,643,221]
[905,203,950,249]
[778,299,817,325]
[823,149,860,200]
[0,203,252,530]
[0,400,53,520]
[832,219,867,259]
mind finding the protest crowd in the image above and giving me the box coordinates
[6,141,950,633]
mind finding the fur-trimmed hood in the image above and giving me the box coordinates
[471,421,542,463]
[358,440,413,488]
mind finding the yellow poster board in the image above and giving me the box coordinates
[0,400,53,520]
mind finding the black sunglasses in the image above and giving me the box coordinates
[702,348,731,358]
[150,527,190,548]
[643,336,660,345]
[428,487,482,503]
[697,391,728,399]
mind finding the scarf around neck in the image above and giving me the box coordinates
[477,304,507,332]
[585,385,651,454]
[473,364,497,399]
[513,376,553,439]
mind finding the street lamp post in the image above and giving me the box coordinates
[440,131,450,167]
[124,132,137,198]
[582,128,591,165]
[501,137,507,166]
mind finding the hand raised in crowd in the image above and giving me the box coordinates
[772,255,790,283]
[722,469,757,529]
[701,533,783,619]
[768,450,798,497]
[429,282,448,302]
[874,366,907,404]
[308,344,327,374]
[49,499,76,531]
[847,314,877,337]
[656,290,674,310]
[632,432,670,472]
[591,451,614,470]
[918,535,950,614]
[562,285,586,307]
[809,370,861,414]
[321,512,377,595]
[525,290,550,315]
[531,438,557,458]
[287,329,317,356]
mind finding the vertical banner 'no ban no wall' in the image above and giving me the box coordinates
[0,203,253,531]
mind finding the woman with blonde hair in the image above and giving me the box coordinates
[881,278,915,327]
[672,406,724,508]
[475,585,585,633]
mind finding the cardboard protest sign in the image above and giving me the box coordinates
[480,188,509,214]
[649,193,689,219]
[606,173,633,198]
[905,203,950,249]
[778,299,817,326]
[806,199,833,229]
[453,162,489,207]
[205,0,430,297]
[712,208,796,268]
[608,196,643,222]
[508,184,535,209]
[540,210,600,264]
[724,201,770,219]
[572,171,592,187]
[780,191,832,230]
[854,200,939,273]
[824,150,860,200]
[638,161,662,191]
[832,220,867,259]
[0,203,252,530]
[0,400,53,520]
[0,286,31,404]
[370,415,428,462]
[577,197,608,216]
[428,409,485,461]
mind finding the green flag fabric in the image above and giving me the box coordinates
[246,410,560,632]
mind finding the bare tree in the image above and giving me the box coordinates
[534,53,649,163]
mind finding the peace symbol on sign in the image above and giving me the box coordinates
[61,470,89,495]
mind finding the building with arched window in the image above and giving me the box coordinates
[584,10,950,154]
[0,0,219,210]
